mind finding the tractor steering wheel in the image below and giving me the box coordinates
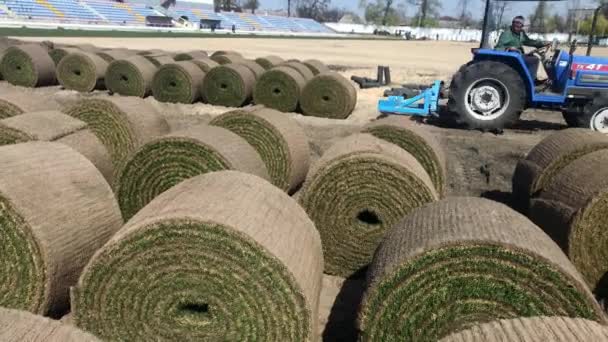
[527,44,551,59]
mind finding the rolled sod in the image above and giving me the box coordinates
[211,53,246,65]
[211,50,242,58]
[56,129,114,185]
[56,52,108,92]
[96,49,135,63]
[173,50,208,61]
[298,133,438,276]
[0,110,86,142]
[281,61,314,81]
[201,64,256,107]
[0,142,123,316]
[252,66,306,113]
[362,116,446,197]
[72,170,323,341]
[302,59,329,75]
[137,49,165,55]
[530,149,608,294]
[0,44,56,87]
[300,72,357,119]
[0,91,58,119]
[190,57,219,73]
[65,97,170,170]
[210,107,310,193]
[357,197,606,342]
[255,55,285,70]
[115,124,270,220]
[440,316,608,342]
[70,43,100,53]
[0,307,101,342]
[106,55,157,98]
[143,54,174,67]
[151,61,205,104]
[238,59,265,79]
[49,47,81,65]
[512,128,608,213]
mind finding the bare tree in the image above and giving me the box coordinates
[382,0,393,25]
[243,0,259,13]
[493,0,510,28]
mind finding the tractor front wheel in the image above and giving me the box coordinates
[564,98,608,134]
[448,61,525,130]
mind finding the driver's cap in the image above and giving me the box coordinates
[512,16,525,25]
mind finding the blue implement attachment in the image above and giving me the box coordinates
[377,80,442,117]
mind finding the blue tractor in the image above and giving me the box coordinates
[449,1,608,133]
[379,1,608,133]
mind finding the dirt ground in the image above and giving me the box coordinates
[8,37,608,340]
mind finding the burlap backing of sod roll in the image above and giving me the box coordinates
[303,59,329,75]
[57,129,114,185]
[72,170,322,341]
[211,53,245,65]
[173,50,208,61]
[299,133,438,276]
[0,142,123,316]
[253,66,306,112]
[201,63,256,107]
[190,57,219,73]
[0,44,56,87]
[65,97,170,172]
[300,72,357,119]
[151,61,205,104]
[440,316,608,342]
[0,91,58,119]
[281,61,314,81]
[362,116,446,197]
[211,50,242,58]
[0,110,86,142]
[49,47,81,65]
[238,59,265,79]
[255,55,285,70]
[70,44,100,53]
[95,49,135,63]
[115,124,270,220]
[106,55,157,98]
[56,52,108,92]
[529,149,608,294]
[512,128,608,213]
[357,196,606,342]
[210,107,310,193]
[143,54,174,67]
[0,307,101,342]
[137,49,165,55]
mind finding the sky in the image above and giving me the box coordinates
[258,0,602,20]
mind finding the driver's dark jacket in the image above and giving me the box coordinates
[494,29,545,52]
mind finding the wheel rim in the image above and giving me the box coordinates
[591,108,608,134]
[464,78,510,121]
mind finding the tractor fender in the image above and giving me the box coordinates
[472,51,535,102]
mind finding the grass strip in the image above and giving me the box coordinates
[0,92,57,119]
[173,50,208,61]
[255,55,285,70]
[106,55,157,98]
[151,61,205,104]
[253,66,305,113]
[302,59,329,75]
[300,72,357,119]
[56,51,108,92]
[202,64,255,107]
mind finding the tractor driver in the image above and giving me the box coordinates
[495,16,551,83]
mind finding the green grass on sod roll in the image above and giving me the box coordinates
[302,59,329,75]
[0,44,56,87]
[56,52,108,92]
[211,50,242,58]
[0,142,123,317]
[0,307,101,342]
[362,116,446,197]
[49,47,81,65]
[173,50,208,61]
[253,66,305,113]
[0,110,86,143]
[151,61,205,104]
[440,316,608,342]
[281,61,314,81]
[65,97,169,171]
[530,149,608,294]
[115,125,269,220]
[299,133,438,276]
[210,107,310,193]
[190,58,219,73]
[72,171,323,341]
[0,92,57,119]
[143,54,174,67]
[300,72,357,119]
[357,197,607,342]
[255,55,285,70]
[0,124,29,145]
[512,128,608,214]
[211,53,245,65]
[106,55,157,98]
[201,64,255,107]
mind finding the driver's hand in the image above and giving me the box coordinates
[506,47,520,52]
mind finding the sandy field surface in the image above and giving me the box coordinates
[8,37,608,340]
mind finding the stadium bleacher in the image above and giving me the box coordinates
[0,0,335,33]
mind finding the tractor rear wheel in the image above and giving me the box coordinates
[563,98,608,134]
[448,61,526,130]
